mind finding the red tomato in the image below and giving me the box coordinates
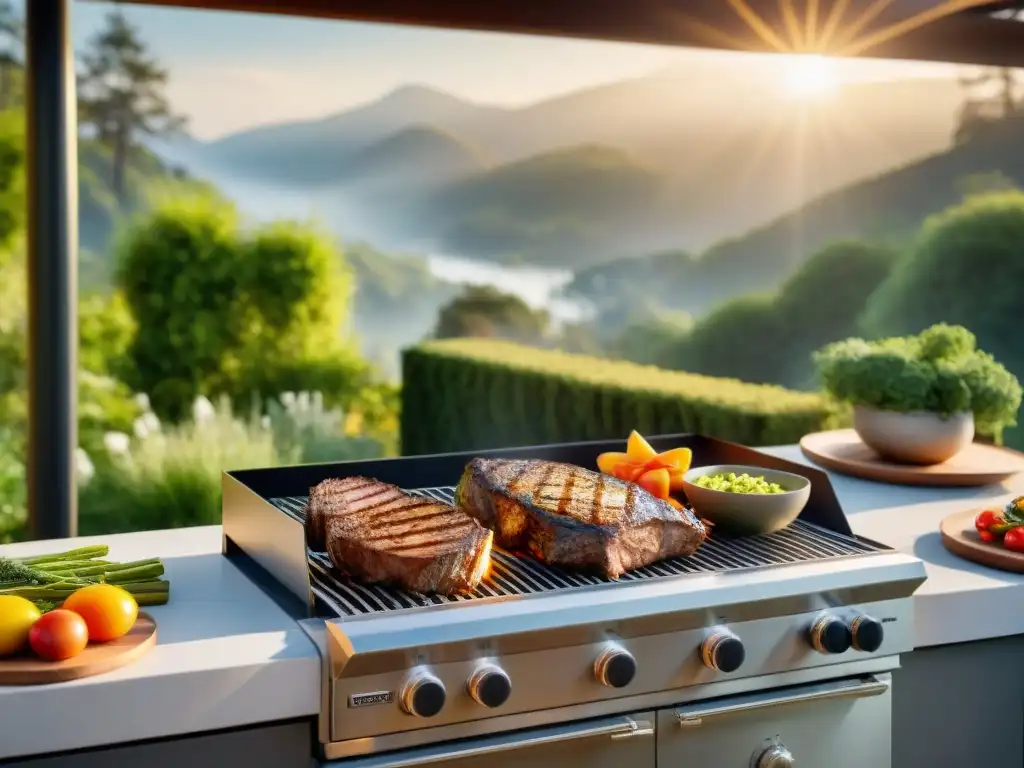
[63,584,138,642]
[29,610,89,661]
[979,529,996,543]
[976,509,1000,532]
[1004,527,1024,553]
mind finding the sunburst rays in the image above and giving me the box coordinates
[673,0,995,56]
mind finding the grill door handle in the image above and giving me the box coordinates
[676,675,889,728]
[338,717,653,767]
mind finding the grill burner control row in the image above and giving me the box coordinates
[399,612,884,718]
[597,612,886,689]
[401,664,512,718]
[809,613,885,655]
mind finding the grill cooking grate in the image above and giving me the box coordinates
[270,487,886,619]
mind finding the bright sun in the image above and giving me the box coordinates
[782,55,840,99]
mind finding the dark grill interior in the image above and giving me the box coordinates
[270,487,887,619]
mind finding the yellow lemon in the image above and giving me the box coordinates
[0,595,42,657]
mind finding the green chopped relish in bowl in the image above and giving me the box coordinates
[693,472,786,495]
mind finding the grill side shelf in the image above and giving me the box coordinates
[270,487,888,619]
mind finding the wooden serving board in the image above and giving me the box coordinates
[800,429,1024,487]
[0,613,157,685]
[940,508,1024,573]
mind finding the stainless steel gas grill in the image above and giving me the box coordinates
[222,434,926,768]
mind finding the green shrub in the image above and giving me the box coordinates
[77,391,393,535]
[433,285,549,344]
[664,294,787,385]
[662,240,897,390]
[401,339,840,455]
[79,291,135,377]
[859,192,1024,447]
[773,240,898,385]
[815,324,1022,441]
[77,371,144,463]
[0,109,25,250]
[0,422,25,543]
[116,195,369,422]
[606,310,693,366]
[79,396,278,535]
[264,390,385,464]
[115,194,242,420]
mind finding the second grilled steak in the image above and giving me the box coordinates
[308,477,493,595]
[456,458,706,578]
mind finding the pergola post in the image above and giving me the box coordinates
[25,0,78,540]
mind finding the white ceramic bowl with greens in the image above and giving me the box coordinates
[681,464,811,536]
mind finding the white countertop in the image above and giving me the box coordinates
[1,448,1023,760]
[0,526,321,760]
[766,445,1024,649]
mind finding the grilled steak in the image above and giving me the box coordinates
[307,477,493,595]
[305,476,365,552]
[456,458,706,578]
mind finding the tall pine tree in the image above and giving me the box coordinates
[77,10,186,206]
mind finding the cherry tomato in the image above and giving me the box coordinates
[63,584,138,642]
[1004,527,1024,553]
[29,609,89,661]
[979,529,996,543]
[976,509,1000,532]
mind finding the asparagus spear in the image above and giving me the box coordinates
[0,579,171,607]
[0,545,170,610]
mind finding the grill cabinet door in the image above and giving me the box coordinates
[322,713,655,768]
[658,675,892,768]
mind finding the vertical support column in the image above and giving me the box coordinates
[25,0,78,540]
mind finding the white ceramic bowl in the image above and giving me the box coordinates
[681,464,812,536]
[853,406,974,465]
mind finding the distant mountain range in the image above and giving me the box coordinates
[567,116,1024,320]
[151,69,964,268]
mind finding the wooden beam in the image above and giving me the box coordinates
[107,0,1024,67]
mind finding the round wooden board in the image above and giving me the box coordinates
[800,429,1024,487]
[940,508,1024,573]
[0,613,157,685]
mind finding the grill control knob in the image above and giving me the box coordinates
[751,740,794,768]
[594,644,637,688]
[468,664,512,709]
[400,671,446,718]
[809,615,852,655]
[850,614,885,653]
[701,629,746,673]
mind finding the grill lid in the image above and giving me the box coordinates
[271,486,888,619]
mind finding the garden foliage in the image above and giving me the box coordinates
[401,339,840,455]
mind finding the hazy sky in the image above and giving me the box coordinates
[70,2,955,140]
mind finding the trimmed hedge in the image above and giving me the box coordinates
[401,339,841,455]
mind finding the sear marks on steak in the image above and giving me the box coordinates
[305,476,364,552]
[456,458,706,578]
[307,476,493,595]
